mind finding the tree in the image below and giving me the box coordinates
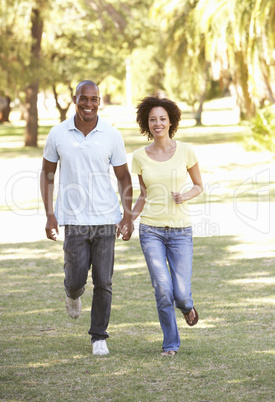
[152,0,275,121]
[0,0,46,145]
[25,7,43,146]
[1,0,157,142]
[151,0,215,125]
[0,96,11,123]
[0,0,31,113]
[40,0,156,119]
[198,0,275,118]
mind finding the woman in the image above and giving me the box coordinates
[131,96,203,356]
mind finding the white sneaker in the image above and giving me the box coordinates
[93,340,109,356]
[65,295,81,319]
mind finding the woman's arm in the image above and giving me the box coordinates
[171,162,203,204]
[132,175,147,221]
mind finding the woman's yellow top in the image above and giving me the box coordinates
[132,141,197,228]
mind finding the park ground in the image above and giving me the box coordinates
[0,97,274,401]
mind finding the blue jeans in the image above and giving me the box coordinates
[139,224,194,352]
[63,225,116,341]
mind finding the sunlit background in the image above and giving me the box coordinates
[0,2,275,400]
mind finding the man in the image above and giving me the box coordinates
[40,80,133,356]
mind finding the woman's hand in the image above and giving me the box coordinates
[171,163,203,204]
[171,192,186,204]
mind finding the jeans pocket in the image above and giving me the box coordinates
[182,226,192,236]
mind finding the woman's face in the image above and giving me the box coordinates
[148,107,171,139]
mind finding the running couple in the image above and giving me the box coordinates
[40,80,203,356]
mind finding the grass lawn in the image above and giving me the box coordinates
[0,236,274,401]
[1,100,274,400]
[0,97,245,157]
[0,122,242,158]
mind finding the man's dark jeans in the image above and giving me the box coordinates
[63,224,116,341]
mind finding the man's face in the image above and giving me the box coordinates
[73,84,100,123]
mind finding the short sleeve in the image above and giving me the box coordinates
[43,128,59,163]
[131,151,142,175]
[110,129,127,167]
[186,144,198,169]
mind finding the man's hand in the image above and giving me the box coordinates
[113,164,133,241]
[45,214,59,241]
[116,217,134,241]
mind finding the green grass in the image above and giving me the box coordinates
[0,124,50,159]
[1,102,274,400]
[0,97,246,158]
[0,123,245,157]
[0,236,274,401]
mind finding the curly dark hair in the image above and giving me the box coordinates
[136,96,182,140]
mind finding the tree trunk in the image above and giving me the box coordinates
[52,84,73,122]
[195,92,206,126]
[0,96,11,123]
[234,50,255,119]
[195,62,210,126]
[24,8,43,147]
[259,56,275,104]
[25,82,39,146]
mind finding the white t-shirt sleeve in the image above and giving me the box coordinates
[43,128,59,163]
[110,129,127,167]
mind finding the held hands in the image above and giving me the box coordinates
[45,214,59,241]
[116,217,134,241]
[171,191,186,204]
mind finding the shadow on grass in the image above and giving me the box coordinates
[1,236,273,332]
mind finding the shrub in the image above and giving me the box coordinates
[250,105,275,152]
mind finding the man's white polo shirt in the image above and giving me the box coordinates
[43,115,127,225]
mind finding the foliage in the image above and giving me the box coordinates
[197,0,275,119]
[129,43,166,104]
[40,0,157,108]
[0,1,32,98]
[1,0,275,149]
[151,0,275,124]
[152,1,211,107]
[1,0,156,120]
[250,105,275,151]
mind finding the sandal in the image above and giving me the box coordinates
[183,307,199,326]
[161,350,176,356]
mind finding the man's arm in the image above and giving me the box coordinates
[40,157,59,241]
[113,163,133,241]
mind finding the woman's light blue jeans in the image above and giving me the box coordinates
[139,224,194,352]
